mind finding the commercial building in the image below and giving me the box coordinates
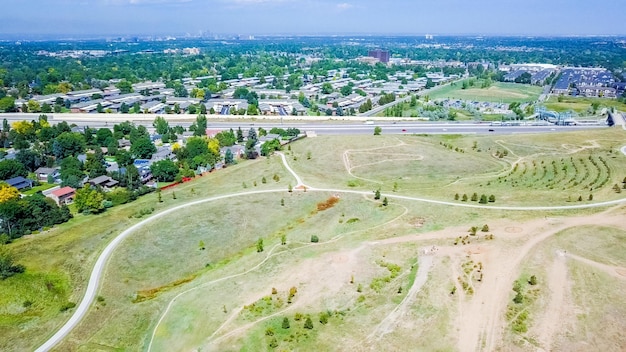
[368,49,390,63]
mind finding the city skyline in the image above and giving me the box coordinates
[1,0,626,38]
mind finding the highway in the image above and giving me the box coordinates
[0,113,606,136]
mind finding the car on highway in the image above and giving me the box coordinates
[488,129,494,132]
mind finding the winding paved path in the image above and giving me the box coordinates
[35,151,626,351]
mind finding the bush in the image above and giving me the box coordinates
[513,291,524,304]
[0,247,25,280]
[310,235,319,243]
[60,301,76,312]
[304,317,314,329]
[319,312,329,325]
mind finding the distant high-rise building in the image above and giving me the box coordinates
[368,49,390,63]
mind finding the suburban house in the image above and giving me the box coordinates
[88,175,119,190]
[5,176,33,190]
[220,145,245,158]
[34,167,60,182]
[47,186,76,205]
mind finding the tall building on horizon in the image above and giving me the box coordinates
[368,49,390,63]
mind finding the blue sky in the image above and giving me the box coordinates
[2,0,625,37]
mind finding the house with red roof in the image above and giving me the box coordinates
[47,187,76,206]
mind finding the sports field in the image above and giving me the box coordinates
[429,81,543,103]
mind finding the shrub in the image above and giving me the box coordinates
[282,317,290,329]
[311,235,319,243]
[513,291,524,304]
[304,317,314,329]
[319,312,329,325]
[528,275,538,285]
[269,337,278,348]
[60,302,76,312]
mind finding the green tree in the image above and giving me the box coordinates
[84,150,107,178]
[471,193,478,202]
[256,238,264,252]
[59,156,84,188]
[321,82,333,94]
[282,317,290,329]
[0,160,28,180]
[115,149,133,167]
[150,160,179,182]
[153,116,170,135]
[382,197,388,206]
[130,137,156,159]
[373,126,382,135]
[304,317,314,329]
[481,224,489,232]
[53,132,86,159]
[224,149,234,164]
[479,194,487,204]
[192,114,207,136]
[488,194,496,203]
[74,185,105,214]
[374,189,381,200]
[462,194,468,201]
[116,80,133,94]
[528,275,538,285]
[0,97,15,112]
[236,127,244,143]
[96,128,113,147]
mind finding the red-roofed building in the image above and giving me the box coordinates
[47,187,76,206]
[205,129,223,138]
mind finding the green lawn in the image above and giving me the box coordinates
[543,96,626,114]
[21,183,56,196]
[428,80,542,104]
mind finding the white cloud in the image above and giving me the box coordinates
[336,2,352,10]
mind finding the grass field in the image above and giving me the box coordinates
[544,96,626,114]
[428,81,543,104]
[2,128,626,351]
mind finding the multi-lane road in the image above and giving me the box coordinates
[0,113,607,136]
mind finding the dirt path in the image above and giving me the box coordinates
[536,252,569,350]
[342,138,408,184]
[366,254,434,342]
[566,252,626,280]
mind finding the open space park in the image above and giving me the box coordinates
[3,128,626,352]
[427,81,543,104]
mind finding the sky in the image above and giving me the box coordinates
[1,0,625,38]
